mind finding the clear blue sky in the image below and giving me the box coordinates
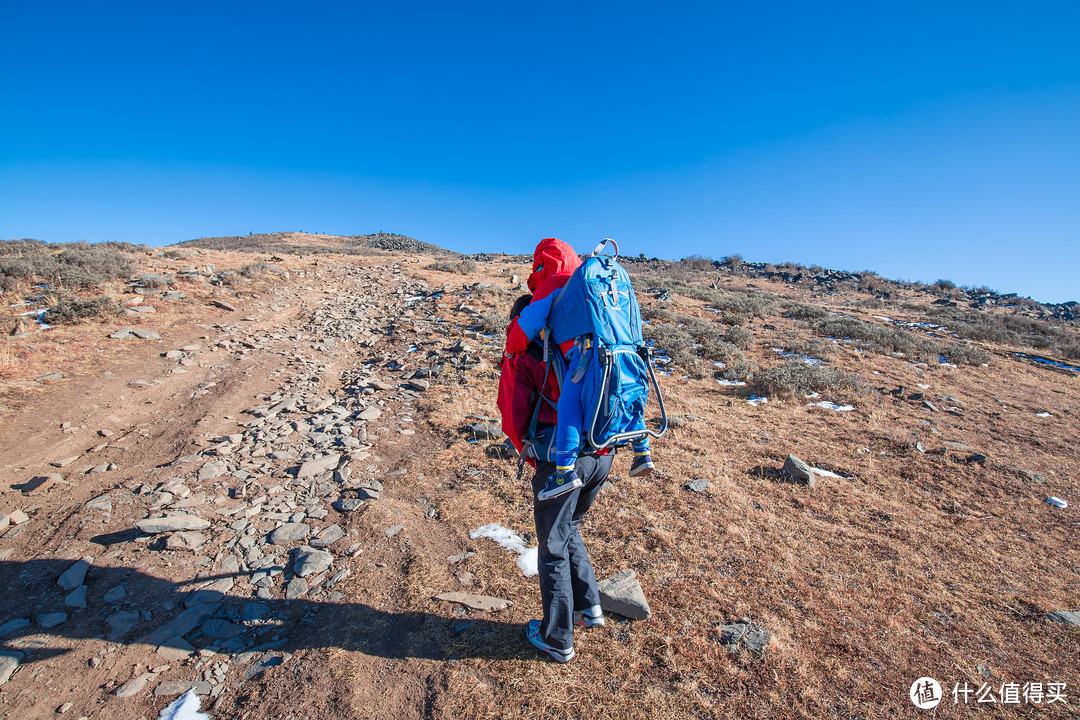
[2,1,1078,303]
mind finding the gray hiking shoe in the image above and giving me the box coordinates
[573,604,605,628]
[526,620,575,663]
[628,453,654,478]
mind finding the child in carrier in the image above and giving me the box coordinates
[505,239,655,501]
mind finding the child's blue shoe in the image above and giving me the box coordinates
[629,452,654,478]
[573,604,606,628]
[537,468,582,501]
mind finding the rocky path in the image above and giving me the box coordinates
[0,260,497,719]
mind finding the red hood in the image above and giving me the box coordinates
[527,238,581,293]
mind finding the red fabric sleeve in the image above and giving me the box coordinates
[505,319,530,355]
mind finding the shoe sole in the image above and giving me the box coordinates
[537,479,583,501]
[574,614,606,628]
[628,465,653,478]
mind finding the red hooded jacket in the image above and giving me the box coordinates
[506,238,582,355]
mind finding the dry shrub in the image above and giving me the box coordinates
[429,259,478,275]
[240,260,275,277]
[0,240,135,290]
[814,316,939,362]
[473,310,506,336]
[752,359,859,400]
[785,302,830,322]
[943,342,991,366]
[725,325,754,349]
[43,292,122,324]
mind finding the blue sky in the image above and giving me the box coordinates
[2,1,1078,302]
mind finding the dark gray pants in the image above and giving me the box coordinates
[530,425,614,650]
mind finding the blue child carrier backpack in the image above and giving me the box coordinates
[543,238,668,451]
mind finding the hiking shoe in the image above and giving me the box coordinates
[537,468,582,501]
[573,604,605,628]
[628,453,654,478]
[526,620,575,663]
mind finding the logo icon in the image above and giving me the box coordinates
[910,677,943,709]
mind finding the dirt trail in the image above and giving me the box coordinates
[0,259,492,719]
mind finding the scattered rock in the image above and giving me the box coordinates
[269,523,310,545]
[113,671,155,697]
[211,300,238,312]
[781,455,817,487]
[244,652,290,680]
[297,453,341,478]
[137,515,211,534]
[285,577,308,599]
[0,651,23,686]
[598,569,652,620]
[1046,610,1080,627]
[434,592,513,612]
[106,610,141,641]
[293,546,333,577]
[64,585,88,609]
[154,680,212,697]
[717,621,772,655]
[201,618,245,639]
[682,478,710,492]
[166,531,208,551]
[0,619,29,638]
[103,584,127,603]
[309,524,345,549]
[36,612,68,629]
[333,498,363,513]
[57,557,92,590]
[385,525,404,538]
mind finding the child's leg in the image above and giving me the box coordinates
[554,346,584,471]
[631,437,651,456]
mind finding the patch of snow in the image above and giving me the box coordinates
[157,690,210,720]
[917,383,930,389]
[1036,412,1053,418]
[747,395,768,406]
[713,360,727,369]
[807,401,854,412]
[716,378,746,387]
[470,524,538,577]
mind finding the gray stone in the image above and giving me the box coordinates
[36,612,67,629]
[297,453,341,478]
[155,680,212,697]
[244,652,289,680]
[84,494,113,514]
[597,569,652,621]
[293,546,333,577]
[19,473,64,494]
[1046,610,1080,627]
[0,618,29,638]
[466,422,503,441]
[131,329,161,340]
[202,618,245,639]
[212,300,238,312]
[719,621,771,655]
[109,328,136,340]
[683,478,711,492]
[185,578,234,607]
[333,498,363,513]
[718,623,748,645]
[103,585,127,603]
[0,651,23,686]
[310,524,345,548]
[64,585,87,609]
[57,557,92,590]
[744,625,772,653]
[269,523,310,545]
[357,407,382,421]
[136,514,210,534]
[241,602,269,622]
[155,635,196,660]
[137,603,220,646]
[285,577,308,599]
[781,455,817,487]
[166,531,208,551]
[113,671,154,697]
[385,525,404,538]
[434,592,512,612]
[197,461,227,482]
[106,610,141,641]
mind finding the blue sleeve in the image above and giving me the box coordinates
[516,292,554,342]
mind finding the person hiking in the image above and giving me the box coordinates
[497,290,613,663]
[505,239,655,502]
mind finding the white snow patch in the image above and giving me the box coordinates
[716,378,746,387]
[1036,412,1053,418]
[807,401,855,412]
[157,689,210,720]
[470,524,538,577]
[747,395,768,406]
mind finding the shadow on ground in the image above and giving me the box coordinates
[0,559,531,665]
